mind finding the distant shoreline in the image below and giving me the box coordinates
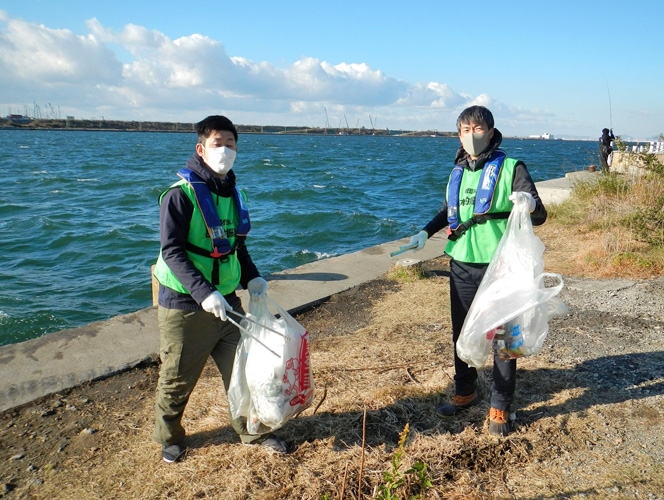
[0,118,595,140]
[0,118,456,137]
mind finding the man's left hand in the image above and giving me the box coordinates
[247,277,268,299]
[509,192,536,213]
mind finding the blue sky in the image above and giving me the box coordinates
[1,1,662,139]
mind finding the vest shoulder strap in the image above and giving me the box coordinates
[177,168,233,257]
[473,150,507,215]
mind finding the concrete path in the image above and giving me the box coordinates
[535,170,597,204]
[0,174,585,411]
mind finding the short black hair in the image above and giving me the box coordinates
[195,115,238,143]
[456,106,494,132]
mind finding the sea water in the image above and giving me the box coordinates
[0,129,600,346]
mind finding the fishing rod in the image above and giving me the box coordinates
[603,74,613,130]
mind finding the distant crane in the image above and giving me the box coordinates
[369,114,378,134]
[33,100,42,119]
[324,106,330,132]
[47,103,60,119]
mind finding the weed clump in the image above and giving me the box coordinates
[376,424,432,500]
[547,149,664,276]
[387,264,427,283]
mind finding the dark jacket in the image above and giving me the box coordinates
[599,130,615,150]
[423,129,547,237]
[158,153,260,310]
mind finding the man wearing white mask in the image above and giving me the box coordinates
[408,106,547,437]
[153,115,288,462]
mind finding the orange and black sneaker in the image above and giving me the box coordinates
[488,407,510,437]
[436,392,479,417]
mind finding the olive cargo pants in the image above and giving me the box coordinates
[153,298,265,446]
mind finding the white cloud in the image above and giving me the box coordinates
[0,14,121,85]
[0,12,545,133]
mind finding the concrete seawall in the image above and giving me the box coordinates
[611,151,664,176]
[0,172,593,412]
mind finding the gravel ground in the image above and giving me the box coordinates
[507,273,664,499]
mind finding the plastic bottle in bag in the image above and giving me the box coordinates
[494,319,526,360]
[506,320,525,355]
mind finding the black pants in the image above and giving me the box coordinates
[450,259,516,411]
[599,145,611,172]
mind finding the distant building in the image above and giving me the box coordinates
[528,133,555,140]
[7,114,31,124]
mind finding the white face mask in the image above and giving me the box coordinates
[460,132,491,157]
[202,145,236,175]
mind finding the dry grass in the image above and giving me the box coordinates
[8,252,663,499]
[542,170,664,278]
[15,270,466,500]
[3,170,663,499]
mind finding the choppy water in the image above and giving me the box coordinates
[0,130,600,346]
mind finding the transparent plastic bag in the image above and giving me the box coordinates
[456,193,567,368]
[228,295,315,434]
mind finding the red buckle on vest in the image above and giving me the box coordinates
[446,227,452,236]
[210,249,223,258]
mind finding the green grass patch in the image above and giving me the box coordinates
[387,264,427,283]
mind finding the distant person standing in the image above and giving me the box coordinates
[599,128,615,172]
[407,106,547,437]
[152,115,289,463]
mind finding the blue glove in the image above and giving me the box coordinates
[247,277,268,299]
[409,230,428,251]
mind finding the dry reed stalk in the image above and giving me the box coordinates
[324,362,417,373]
[313,385,328,414]
[405,367,419,384]
[358,408,367,499]
[340,461,349,500]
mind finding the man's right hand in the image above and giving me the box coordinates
[201,291,230,321]
[409,230,428,251]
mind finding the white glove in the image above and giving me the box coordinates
[409,230,428,251]
[201,291,230,321]
[509,192,536,213]
[247,277,268,299]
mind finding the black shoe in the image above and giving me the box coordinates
[162,443,185,463]
[436,392,479,417]
[245,434,290,454]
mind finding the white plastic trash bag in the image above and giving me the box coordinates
[456,192,568,368]
[228,295,315,434]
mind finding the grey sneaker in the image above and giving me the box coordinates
[261,435,290,454]
[162,443,185,463]
[245,434,290,454]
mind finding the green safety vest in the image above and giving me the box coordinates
[153,179,248,295]
[444,157,518,263]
